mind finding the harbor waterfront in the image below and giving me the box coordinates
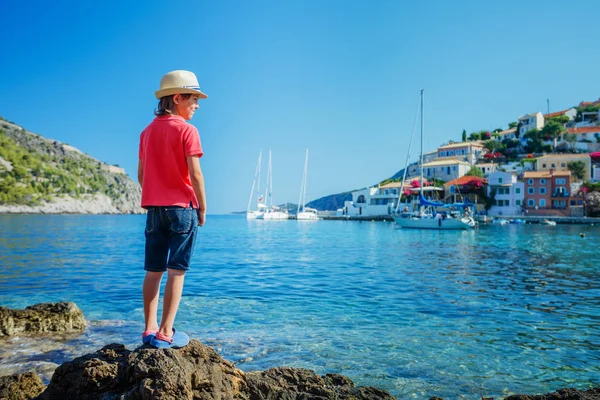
[0,214,599,398]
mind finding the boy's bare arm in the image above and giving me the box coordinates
[137,159,144,186]
[186,156,206,226]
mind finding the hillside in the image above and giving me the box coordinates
[0,119,142,214]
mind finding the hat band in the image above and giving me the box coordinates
[182,85,201,90]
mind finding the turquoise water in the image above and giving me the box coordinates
[0,215,599,398]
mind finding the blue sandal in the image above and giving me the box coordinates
[150,328,190,349]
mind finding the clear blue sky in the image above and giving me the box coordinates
[1,0,599,214]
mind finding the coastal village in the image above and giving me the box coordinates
[338,98,600,221]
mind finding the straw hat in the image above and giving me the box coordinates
[155,70,208,99]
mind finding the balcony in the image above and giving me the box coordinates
[551,191,569,198]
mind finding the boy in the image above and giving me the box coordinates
[138,70,207,348]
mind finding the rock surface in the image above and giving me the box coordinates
[0,372,45,400]
[36,340,395,400]
[0,303,86,337]
[503,387,600,400]
[0,194,140,215]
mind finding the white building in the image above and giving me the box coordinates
[518,112,545,139]
[421,159,473,182]
[486,172,525,217]
[497,127,518,141]
[437,141,486,164]
[422,150,438,164]
[560,126,600,152]
[544,108,577,121]
[476,163,499,177]
[340,182,404,217]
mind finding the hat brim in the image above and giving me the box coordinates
[155,87,208,99]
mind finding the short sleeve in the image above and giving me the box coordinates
[183,126,203,158]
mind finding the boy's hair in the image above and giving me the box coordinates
[155,93,192,116]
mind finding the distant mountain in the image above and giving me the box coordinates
[0,118,142,213]
[305,192,352,211]
[301,164,414,211]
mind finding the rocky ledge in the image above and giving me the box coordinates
[9,339,393,400]
[0,303,86,337]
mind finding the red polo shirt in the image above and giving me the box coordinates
[139,115,203,208]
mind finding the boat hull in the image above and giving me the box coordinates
[297,211,319,220]
[263,211,289,220]
[394,216,475,230]
[246,211,264,220]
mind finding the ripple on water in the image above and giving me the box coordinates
[0,215,599,398]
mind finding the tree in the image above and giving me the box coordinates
[585,192,600,217]
[523,128,543,153]
[540,120,566,150]
[576,104,600,122]
[508,121,518,129]
[462,129,467,142]
[547,115,570,125]
[563,133,578,151]
[465,166,484,177]
[468,132,480,141]
[567,161,586,181]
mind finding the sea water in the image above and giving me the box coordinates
[0,214,598,398]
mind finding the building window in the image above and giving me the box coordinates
[453,166,456,171]
[556,178,565,185]
[542,163,547,168]
[540,179,546,184]
[498,178,503,183]
[516,199,521,206]
[561,163,566,168]
[551,163,556,168]
[540,199,546,207]
[357,195,366,204]
[516,188,521,194]
[539,187,546,194]
[528,188,535,194]
[384,189,389,195]
[527,179,534,185]
[528,199,535,207]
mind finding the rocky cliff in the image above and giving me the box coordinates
[0,119,142,214]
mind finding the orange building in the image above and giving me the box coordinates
[523,171,575,216]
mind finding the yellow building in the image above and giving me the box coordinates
[535,153,591,181]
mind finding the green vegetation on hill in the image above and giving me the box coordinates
[0,122,139,208]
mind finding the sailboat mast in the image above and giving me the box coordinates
[247,151,261,212]
[268,150,273,208]
[420,89,424,195]
[297,152,304,215]
[256,151,262,204]
[297,148,309,214]
[303,149,309,211]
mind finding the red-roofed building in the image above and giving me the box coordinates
[544,108,577,121]
[563,126,600,152]
[443,176,487,208]
[579,98,600,108]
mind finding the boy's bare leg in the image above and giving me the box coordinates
[143,271,164,332]
[158,269,186,337]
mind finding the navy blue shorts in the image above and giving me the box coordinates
[144,206,198,272]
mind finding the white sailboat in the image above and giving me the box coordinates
[394,90,475,230]
[296,149,319,220]
[246,151,267,219]
[262,150,289,220]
